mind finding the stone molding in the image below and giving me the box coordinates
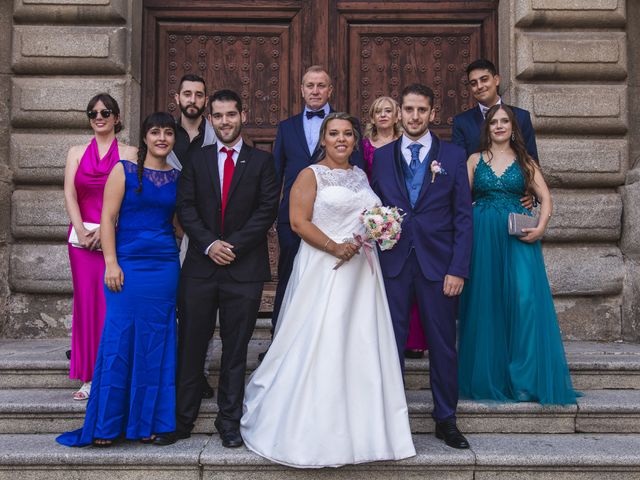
[10,77,127,129]
[515,0,626,27]
[13,0,127,24]
[12,26,128,74]
[10,133,94,185]
[515,32,627,81]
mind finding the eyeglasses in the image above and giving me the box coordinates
[86,109,113,120]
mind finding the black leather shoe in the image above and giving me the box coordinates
[202,375,214,399]
[65,349,71,360]
[404,348,425,359]
[220,430,244,448]
[257,350,268,362]
[435,420,470,449]
[153,431,190,446]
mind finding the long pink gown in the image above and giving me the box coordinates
[68,138,120,382]
[363,137,427,351]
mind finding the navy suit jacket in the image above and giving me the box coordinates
[370,135,473,281]
[273,110,364,224]
[451,105,539,161]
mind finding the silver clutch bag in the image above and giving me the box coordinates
[508,213,538,237]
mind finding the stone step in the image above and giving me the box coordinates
[0,388,638,436]
[0,433,638,479]
[1,339,639,391]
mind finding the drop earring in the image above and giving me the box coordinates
[511,133,515,142]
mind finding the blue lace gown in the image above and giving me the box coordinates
[458,155,578,405]
[57,160,180,446]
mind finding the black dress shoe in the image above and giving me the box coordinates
[220,430,244,448]
[153,431,190,446]
[435,420,470,449]
[404,348,425,359]
[202,375,214,399]
[257,349,268,362]
[65,349,71,360]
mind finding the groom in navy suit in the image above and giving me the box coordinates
[452,59,538,161]
[269,66,364,335]
[371,84,473,449]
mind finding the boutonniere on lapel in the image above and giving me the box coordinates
[430,160,447,183]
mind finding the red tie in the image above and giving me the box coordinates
[220,146,235,232]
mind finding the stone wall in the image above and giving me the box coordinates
[499,0,633,341]
[0,0,638,341]
[1,0,141,337]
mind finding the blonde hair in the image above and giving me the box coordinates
[363,96,402,140]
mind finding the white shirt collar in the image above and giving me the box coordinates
[303,103,331,115]
[479,97,502,118]
[218,138,243,155]
[401,131,432,152]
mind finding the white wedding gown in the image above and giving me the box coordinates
[241,164,416,468]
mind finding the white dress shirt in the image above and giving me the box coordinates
[217,138,243,189]
[400,131,432,167]
[205,139,244,254]
[479,96,502,119]
[302,103,331,155]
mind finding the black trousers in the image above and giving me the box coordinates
[271,223,301,330]
[176,269,262,433]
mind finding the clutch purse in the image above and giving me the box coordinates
[69,222,100,249]
[508,213,538,237]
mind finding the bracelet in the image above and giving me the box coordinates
[323,238,332,251]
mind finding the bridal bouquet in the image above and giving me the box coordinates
[361,206,404,251]
[333,206,404,271]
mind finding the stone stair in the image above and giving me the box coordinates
[1,337,640,478]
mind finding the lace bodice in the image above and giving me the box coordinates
[308,164,381,241]
[473,154,529,214]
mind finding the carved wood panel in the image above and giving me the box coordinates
[349,27,480,137]
[142,1,498,313]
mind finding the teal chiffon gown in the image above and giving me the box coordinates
[458,154,578,405]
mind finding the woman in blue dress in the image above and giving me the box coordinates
[458,104,578,405]
[57,112,180,446]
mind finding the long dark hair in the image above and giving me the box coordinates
[136,112,176,192]
[479,104,537,192]
[316,112,361,161]
[87,93,123,133]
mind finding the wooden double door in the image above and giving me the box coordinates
[142,0,498,311]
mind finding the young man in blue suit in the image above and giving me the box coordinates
[452,59,539,162]
[268,66,364,344]
[371,84,473,449]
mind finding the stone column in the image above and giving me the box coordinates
[0,1,13,335]
[4,0,141,337]
[621,0,640,341]
[507,1,628,341]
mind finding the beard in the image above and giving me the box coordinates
[180,102,206,119]
[213,123,242,145]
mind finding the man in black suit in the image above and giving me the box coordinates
[155,89,279,447]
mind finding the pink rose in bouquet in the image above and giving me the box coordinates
[333,205,404,271]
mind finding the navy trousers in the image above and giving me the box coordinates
[382,251,459,422]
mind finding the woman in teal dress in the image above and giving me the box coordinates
[458,104,578,405]
[57,112,180,446]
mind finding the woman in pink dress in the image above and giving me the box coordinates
[63,93,137,400]
[363,96,427,359]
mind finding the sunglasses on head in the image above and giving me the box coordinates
[86,109,113,120]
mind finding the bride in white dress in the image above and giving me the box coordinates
[241,113,415,468]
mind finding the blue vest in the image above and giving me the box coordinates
[401,147,432,208]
